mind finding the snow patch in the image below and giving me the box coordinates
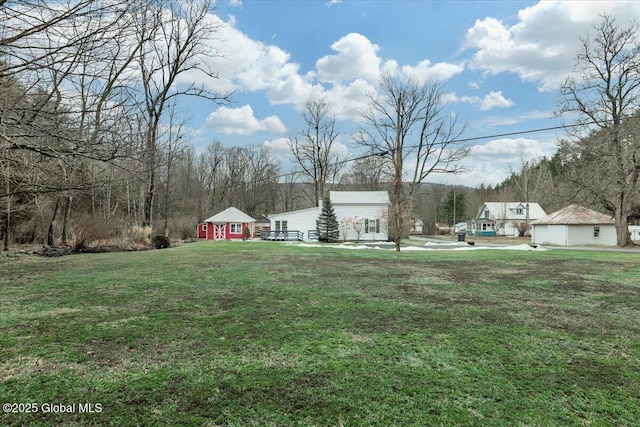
[288,242,546,252]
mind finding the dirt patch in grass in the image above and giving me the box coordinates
[3,242,640,426]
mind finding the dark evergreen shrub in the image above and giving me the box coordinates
[151,235,170,249]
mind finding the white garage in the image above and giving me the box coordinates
[531,205,616,246]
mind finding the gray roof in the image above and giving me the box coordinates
[531,205,614,225]
[205,207,256,224]
[477,202,546,220]
[330,191,390,205]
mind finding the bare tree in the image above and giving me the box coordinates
[356,74,468,251]
[158,103,188,236]
[132,0,231,228]
[339,154,392,190]
[288,97,344,207]
[276,171,302,213]
[0,0,111,78]
[507,150,550,204]
[558,14,640,246]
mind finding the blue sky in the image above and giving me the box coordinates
[179,0,640,187]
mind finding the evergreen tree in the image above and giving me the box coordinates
[316,197,339,242]
[441,189,466,226]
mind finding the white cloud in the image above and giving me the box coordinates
[263,136,350,168]
[443,91,514,111]
[423,138,552,187]
[463,1,640,91]
[323,78,376,121]
[479,91,514,110]
[471,138,544,160]
[176,14,304,97]
[267,69,325,108]
[480,110,553,127]
[206,105,286,135]
[316,33,381,84]
[262,137,291,163]
[401,60,465,84]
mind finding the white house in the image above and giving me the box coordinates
[468,202,546,236]
[531,205,616,246]
[266,191,390,241]
[630,225,640,242]
[267,207,319,240]
[411,219,424,235]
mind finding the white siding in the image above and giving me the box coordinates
[532,224,567,246]
[268,191,390,241]
[531,224,548,245]
[268,208,319,240]
[567,224,616,246]
[334,204,388,241]
[268,204,389,241]
[532,224,616,246]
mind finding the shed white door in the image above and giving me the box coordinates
[213,224,225,240]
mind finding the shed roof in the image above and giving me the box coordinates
[330,191,390,205]
[531,205,614,225]
[205,207,256,224]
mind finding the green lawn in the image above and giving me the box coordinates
[1,241,639,426]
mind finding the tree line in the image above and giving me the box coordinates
[1,5,639,249]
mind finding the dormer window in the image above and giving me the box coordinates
[516,207,523,215]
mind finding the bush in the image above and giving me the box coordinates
[73,217,115,251]
[514,222,531,237]
[151,235,170,249]
[130,226,152,245]
[242,226,251,241]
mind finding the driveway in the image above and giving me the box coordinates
[409,236,640,253]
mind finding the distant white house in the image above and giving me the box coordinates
[630,225,640,242]
[411,219,424,235]
[531,205,616,246]
[267,191,390,241]
[468,202,546,236]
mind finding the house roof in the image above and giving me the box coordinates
[531,205,615,225]
[268,206,319,219]
[477,202,546,220]
[330,191,390,205]
[205,207,256,224]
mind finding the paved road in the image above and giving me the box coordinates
[408,236,640,254]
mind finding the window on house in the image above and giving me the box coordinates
[364,219,380,233]
[594,226,600,238]
[202,224,207,231]
[516,208,523,215]
[275,220,287,231]
[484,210,490,219]
[230,223,242,234]
[281,220,288,231]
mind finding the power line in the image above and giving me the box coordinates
[192,119,599,196]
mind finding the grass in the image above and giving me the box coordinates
[1,241,639,426]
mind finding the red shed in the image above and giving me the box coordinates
[198,207,256,240]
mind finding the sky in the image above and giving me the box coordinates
[176,0,640,188]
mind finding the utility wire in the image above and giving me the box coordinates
[191,118,607,196]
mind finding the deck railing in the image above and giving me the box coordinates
[260,230,304,241]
